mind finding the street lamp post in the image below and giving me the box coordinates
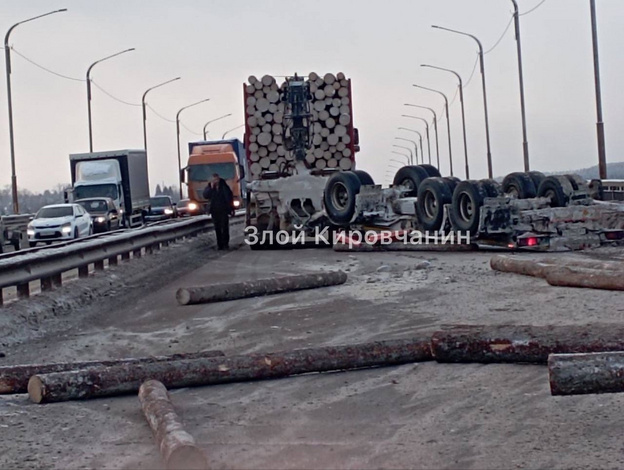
[4,8,67,214]
[511,0,530,171]
[142,77,180,152]
[391,152,410,165]
[222,124,245,140]
[405,104,440,171]
[414,84,454,177]
[590,0,607,179]
[177,99,211,199]
[203,113,232,140]
[432,25,493,178]
[421,64,469,179]
[86,48,135,152]
[392,145,413,165]
[400,119,431,163]
[395,137,419,164]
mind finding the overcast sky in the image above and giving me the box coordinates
[0,0,622,194]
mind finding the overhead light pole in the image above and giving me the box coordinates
[400,119,431,163]
[405,104,440,170]
[142,77,180,152]
[203,113,232,140]
[590,0,607,179]
[177,98,211,199]
[510,0,531,171]
[421,64,469,179]
[413,84,453,176]
[432,25,493,178]
[395,137,419,164]
[392,145,413,165]
[4,8,67,214]
[391,152,410,165]
[222,124,244,140]
[86,47,135,152]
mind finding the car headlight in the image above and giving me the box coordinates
[164,208,173,215]
[61,223,72,234]
[233,200,241,208]
[188,202,198,211]
[27,225,35,236]
[96,216,106,223]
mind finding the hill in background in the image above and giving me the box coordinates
[547,162,624,180]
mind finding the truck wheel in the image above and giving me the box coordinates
[393,165,429,197]
[588,179,604,200]
[442,176,461,194]
[451,181,488,235]
[418,164,442,178]
[324,171,362,225]
[502,172,537,199]
[527,171,546,191]
[353,170,375,186]
[479,179,502,197]
[416,177,453,231]
[537,176,575,207]
[565,174,587,191]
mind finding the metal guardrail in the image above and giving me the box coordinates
[0,214,244,306]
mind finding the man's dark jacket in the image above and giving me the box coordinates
[203,179,233,215]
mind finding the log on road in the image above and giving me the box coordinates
[176,271,347,305]
[432,324,624,364]
[28,337,433,403]
[0,350,224,395]
[139,380,208,470]
[545,266,624,291]
[490,254,624,279]
[548,352,624,396]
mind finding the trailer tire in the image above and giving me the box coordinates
[416,177,453,232]
[324,171,362,225]
[527,171,546,191]
[451,181,488,235]
[353,170,375,186]
[589,179,604,200]
[565,174,587,191]
[479,179,502,197]
[502,172,537,199]
[419,164,442,178]
[393,166,429,197]
[442,176,461,194]
[537,175,575,207]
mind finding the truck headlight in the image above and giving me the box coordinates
[96,216,106,223]
[188,202,198,211]
[233,200,241,208]
[61,224,72,234]
[164,208,173,215]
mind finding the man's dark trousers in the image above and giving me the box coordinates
[212,210,230,249]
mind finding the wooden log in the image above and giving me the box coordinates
[259,157,271,169]
[338,114,351,126]
[316,159,327,169]
[339,158,352,170]
[327,133,339,146]
[29,337,432,403]
[0,350,224,395]
[334,124,347,137]
[323,73,336,85]
[314,89,325,100]
[268,103,278,114]
[139,380,208,470]
[318,110,330,121]
[327,158,338,168]
[177,271,347,306]
[257,132,272,146]
[548,352,624,396]
[490,255,624,279]
[432,324,624,364]
[257,146,268,157]
[546,266,624,291]
[337,72,346,81]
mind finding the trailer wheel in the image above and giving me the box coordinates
[416,177,453,231]
[451,181,488,235]
[442,176,461,194]
[479,179,502,197]
[502,172,537,199]
[324,171,362,225]
[565,174,587,191]
[353,170,375,186]
[537,175,575,207]
[393,165,429,197]
[588,179,604,200]
[418,164,442,178]
[527,171,546,191]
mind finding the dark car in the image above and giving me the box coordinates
[75,197,121,233]
[146,195,177,221]
[176,198,200,217]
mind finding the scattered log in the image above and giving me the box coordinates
[545,266,624,291]
[0,350,224,395]
[431,324,624,364]
[176,271,347,306]
[28,337,433,403]
[139,380,208,470]
[548,352,624,396]
[490,254,624,279]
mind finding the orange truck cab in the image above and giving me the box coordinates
[181,139,246,213]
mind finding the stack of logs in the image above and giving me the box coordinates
[244,72,355,179]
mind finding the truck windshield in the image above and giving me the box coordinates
[74,184,118,200]
[36,206,73,219]
[188,163,236,181]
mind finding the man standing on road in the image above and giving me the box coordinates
[203,173,234,250]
